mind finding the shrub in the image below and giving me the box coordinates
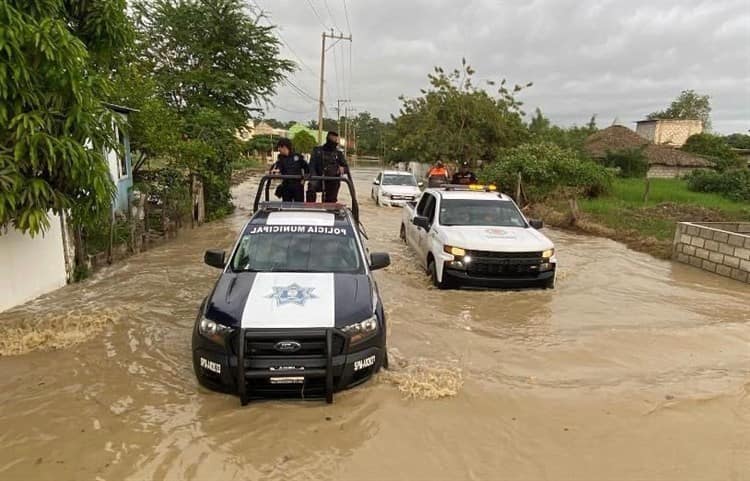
[480,142,613,202]
[682,133,742,171]
[685,168,750,201]
[601,148,649,178]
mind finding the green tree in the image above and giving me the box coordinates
[528,109,598,157]
[723,133,750,149]
[0,0,131,236]
[134,0,293,218]
[480,143,613,202]
[388,60,530,164]
[648,89,712,130]
[682,133,742,171]
[292,130,317,155]
[346,111,388,156]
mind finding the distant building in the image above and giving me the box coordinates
[236,121,289,141]
[635,119,703,147]
[103,103,136,213]
[584,125,712,178]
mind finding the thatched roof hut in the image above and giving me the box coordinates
[583,125,712,177]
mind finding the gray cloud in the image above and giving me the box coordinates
[256,0,750,133]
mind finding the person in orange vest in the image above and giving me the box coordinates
[426,161,449,187]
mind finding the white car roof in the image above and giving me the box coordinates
[380,170,414,176]
[433,190,514,201]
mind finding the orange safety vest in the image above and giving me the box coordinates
[427,167,448,177]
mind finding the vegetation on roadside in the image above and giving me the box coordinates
[685,168,750,202]
[537,178,749,258]
[480,143,613,201]
[386,60,531,164]
[0,0,130,236]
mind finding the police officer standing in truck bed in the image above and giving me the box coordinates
[306,131,349,203]
[271,138,309,202]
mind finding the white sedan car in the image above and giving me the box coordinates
[371,170,422,207]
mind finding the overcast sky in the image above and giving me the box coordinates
[254,0,750,134]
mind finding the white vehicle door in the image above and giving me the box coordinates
[417,194,437,263]
[406,193,431,255]
[372,173,382,199]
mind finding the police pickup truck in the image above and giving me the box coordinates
[400,185,556,289]
[193,175,390,405]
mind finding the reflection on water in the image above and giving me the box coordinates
[0,168,748,481]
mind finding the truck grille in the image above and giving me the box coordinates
[245,333,345,358]
[465,250,543,278]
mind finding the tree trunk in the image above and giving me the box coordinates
[515,172,522,205]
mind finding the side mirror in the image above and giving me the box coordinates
[204,249,226,269]
[412,215,430,231]
[370,252,391,271]
[373,179,380,185]
[417,181,424,188]
[529,219,543,229]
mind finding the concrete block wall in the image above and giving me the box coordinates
[673,222,750,283]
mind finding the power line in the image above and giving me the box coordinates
[283,78,318,103]
[323,0,339,30]
[305,0,329,29]
[342,0,352,35]
[250,0,317,76]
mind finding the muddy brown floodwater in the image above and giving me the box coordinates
[0,168,748,481]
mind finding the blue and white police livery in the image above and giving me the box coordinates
[192,203,390,405]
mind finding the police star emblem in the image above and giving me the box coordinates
[267,283,317,306]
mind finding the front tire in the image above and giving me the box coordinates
[542,276,555,289]
[429,258,452,289]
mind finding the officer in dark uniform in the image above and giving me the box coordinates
[271,138,309,202]
[307,131,349,203]
[451,161,478,185]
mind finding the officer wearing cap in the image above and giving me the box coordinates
[451,161,478,185]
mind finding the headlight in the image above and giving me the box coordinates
[198,317,233,346]
[341,315,379,345]
[444,245,466,256]
[542,248,555,259]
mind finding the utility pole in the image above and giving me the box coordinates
[317,29,352,143]
[335,98,350,136]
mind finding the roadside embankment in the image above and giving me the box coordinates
[529,178,750,259]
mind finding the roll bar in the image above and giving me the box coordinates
[253,174,359,223]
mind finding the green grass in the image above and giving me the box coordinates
[231,156,265,171]
[574,178,750,241]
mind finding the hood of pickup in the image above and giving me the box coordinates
[440,225,554,253]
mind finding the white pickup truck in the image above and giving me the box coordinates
[400,185,557,289]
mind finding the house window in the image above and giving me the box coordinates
[117,127,128,179]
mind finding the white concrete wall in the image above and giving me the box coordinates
[0,214,68,312]
[636,122,657,142]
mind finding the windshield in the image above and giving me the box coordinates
[231,227,363,273]
[382,174,417,186]
[439,199,527,227]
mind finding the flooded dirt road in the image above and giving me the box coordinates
[1,168,748,481]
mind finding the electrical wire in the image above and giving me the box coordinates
[342,0,352,35]
[323,0,339,30]
[305,0,329,29]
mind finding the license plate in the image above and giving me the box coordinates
[270,376,305,384]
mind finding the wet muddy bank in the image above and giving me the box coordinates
[528,202,674,259]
